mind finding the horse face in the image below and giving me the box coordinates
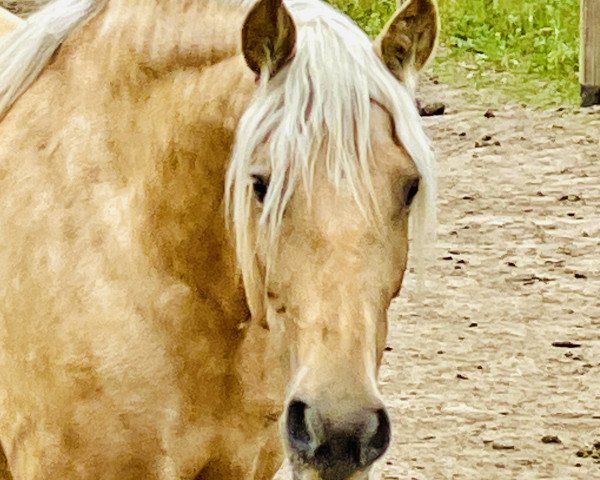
[236,1,438,478]
[247,105,418,479]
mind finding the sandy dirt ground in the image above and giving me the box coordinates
[367,78,600,480]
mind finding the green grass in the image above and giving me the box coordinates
[326,0,397,37]
[326,0,581,107]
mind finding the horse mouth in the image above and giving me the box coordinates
[289,459,370,480]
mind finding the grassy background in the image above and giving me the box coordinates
[326,0,581,107]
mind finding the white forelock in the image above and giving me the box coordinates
[226,0,436,315]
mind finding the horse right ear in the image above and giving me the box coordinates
[242,0,296,80]
[375,0,439,89]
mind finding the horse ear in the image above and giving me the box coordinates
[375,0,439,85]
[242,0,296,79]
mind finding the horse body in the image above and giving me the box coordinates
[0,2,281,478]
[0,1,438,479]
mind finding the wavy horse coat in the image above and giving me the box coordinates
[0,0,439,479]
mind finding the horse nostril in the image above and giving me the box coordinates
[286,400,312,451]
[360,408,391,467]
[286,402,390,475]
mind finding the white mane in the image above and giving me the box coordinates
[226,0,437,316]
[0,0,104,119]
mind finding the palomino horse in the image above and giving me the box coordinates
[0,0,438,478]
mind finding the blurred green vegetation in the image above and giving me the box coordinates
[326,0,580,107]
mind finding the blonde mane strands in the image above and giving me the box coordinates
[226,0,437,316]
[0,0,105,119]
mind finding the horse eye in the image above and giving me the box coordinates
[251,174,269,203]
[404,178,420,207]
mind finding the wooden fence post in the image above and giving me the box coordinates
[0,6,22,37]
[581,0,600,106]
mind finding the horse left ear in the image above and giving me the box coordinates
[242,0,296,79]
[375,0,439,85]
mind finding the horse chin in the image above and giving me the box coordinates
[290,465,371,480]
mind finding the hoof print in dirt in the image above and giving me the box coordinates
[559,194,582,202]
[492,442,516,451]
[541,435,562,444]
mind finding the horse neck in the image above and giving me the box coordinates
[76,0,258,326]
[95,0,246,67]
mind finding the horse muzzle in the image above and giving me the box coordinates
[285,399,391,480]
